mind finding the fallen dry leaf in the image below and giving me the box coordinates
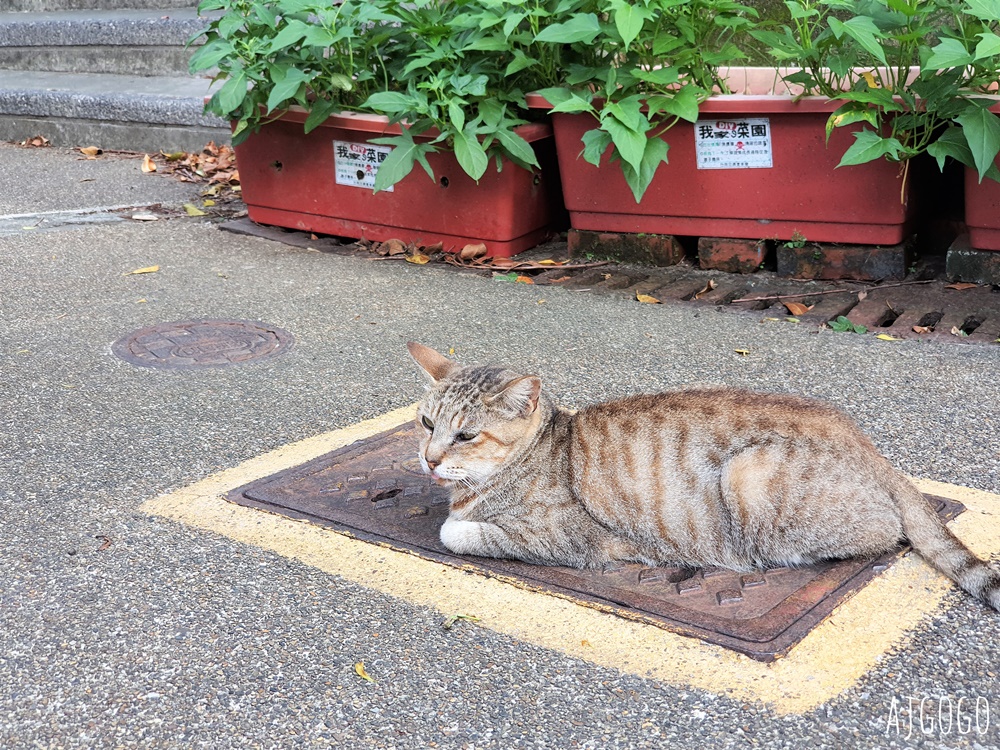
[130,212,159,222]
[734,348,750,356]
[636,292,661,304]
[549,275,573,283]
[784,301,814,316]
[183,203,207,216]
[875,333,904,341]
[693,279,718,300]
[857,290,868,302]
[424,241,444,254]
[21,135,50,148]
[912,325,932,334]
[141,154,156,173]
[950,326,969,337]
[491,257,517,268]
[79,146,102,157]
[95,535,112,552]
[406,253,430,265]
[537,258,565,266]
[515,275,534,284]
[459,243,488,261]
[383,239,407,256]
[945,282,978,291]
[354,662,375,683]
[123,265,160,276]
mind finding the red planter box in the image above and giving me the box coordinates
[234,109,560,257]
[964,101,1000,252]
[529,69,913,245]
[966,170,1000,251]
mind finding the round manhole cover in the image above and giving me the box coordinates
[112,319,293,369]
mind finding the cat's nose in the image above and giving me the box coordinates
[426,458,440,471]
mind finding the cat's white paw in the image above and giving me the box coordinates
[440,517,487,555]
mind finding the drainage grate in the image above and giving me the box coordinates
[227,424,963,661]
[112,319,293,369]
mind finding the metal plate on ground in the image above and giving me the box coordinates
[226,423,964,661]
[113,319,293,369]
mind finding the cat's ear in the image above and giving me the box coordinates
[407,342,459,383]
[484,375,542,418]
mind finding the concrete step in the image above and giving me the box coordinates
[0,70,229,152]
[8,0,196,10]
[0,8,206,76]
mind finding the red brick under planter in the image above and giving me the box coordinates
[234,109,561,258]
[698,237,768,273]
[568,229,684,265]
[776,239,910,281]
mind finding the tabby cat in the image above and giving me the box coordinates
[407,342,1000,612]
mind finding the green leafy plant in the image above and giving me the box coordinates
[828,315,868,333]
[531,0,758,202]
[190,0,554,191]
[752,0,1000,185]
[783,230,808,248]
[190,0,408,143]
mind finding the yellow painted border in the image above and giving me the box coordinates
[142,406,1000,715]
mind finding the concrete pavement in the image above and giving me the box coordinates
[1,142,999,749]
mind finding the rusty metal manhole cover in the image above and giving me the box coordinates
[226,424,963,661]
[112,319,293,369]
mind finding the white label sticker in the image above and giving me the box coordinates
[694,118,772,170]
[334,141,393,191]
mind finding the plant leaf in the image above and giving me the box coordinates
[974,32,1000,61]
[955,106,1000,182]
[369,132,430,192]
[646,86,701,124]
[619,136,669,203]
[214,68,248,116]
[265,67,309,113]
[581,128,612,166]
[614,3,648,48]
[837,130,903,167]
[602,114,648,173]
[926,38,974,69]
[364,91,419,115]
[453,128,489,181]
[534,14,601,44]
[828,16,888,66]
[494,129,539,169]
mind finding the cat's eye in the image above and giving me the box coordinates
[420,415,434,431]
[455,431,478,443]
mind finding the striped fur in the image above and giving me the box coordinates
[407,343,1000,612]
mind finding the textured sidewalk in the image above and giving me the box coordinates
[1,142,998,749]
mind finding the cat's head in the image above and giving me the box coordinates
[407,342,545,488]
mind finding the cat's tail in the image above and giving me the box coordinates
[892,477,1000,612]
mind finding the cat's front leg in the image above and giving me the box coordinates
[439,516,520,560]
